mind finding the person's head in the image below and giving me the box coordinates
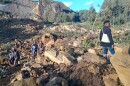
[103,20,110,27]
[11,48,16,52]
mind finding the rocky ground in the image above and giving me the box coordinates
[0,17,130,86]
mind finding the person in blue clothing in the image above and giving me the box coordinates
[31,41,38,59]
[8,48,20,67]
[100,20,115,59]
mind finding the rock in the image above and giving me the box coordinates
[23,63,32,68]
[55,38,63,47]
[59,45,65,51]
[11,70,30,84]
[74,47,84,55]
[94,47,102,54]
[21,67,31,72]
[57,51,77,65]
[87,64,99,74]
[114,45,130,54]
[21,70,30,79]
[59,63,67,73]
[103,74,118,86]
[77,56,83,62]
[114,46,123,53]
[122,45,130,55]
[81,52,100,64]
[44,50,76,65]
[35,55,48,65]
[42,57,49,66]
[13,77,37,86]
[44,49,57,59]
[46,77,68,86]
[30,68,43,77]
[31,63,43,68]
[35,55,42,63]
[36,74,49,86]
[41,33,55,48]
[99,58,107,64]
[74,60,89,70]
[110,53,130,86]
[54,38,65,51]
[69,65,102,86]
[46,40,55,48]
[73,40,81,47]
[88,48,97,55]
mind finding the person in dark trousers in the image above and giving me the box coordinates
[8,48,20,67]
[100,20,115,59]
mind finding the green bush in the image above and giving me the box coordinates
[81,39,99,51]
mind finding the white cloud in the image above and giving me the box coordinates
[85,1,94,5]
[63,2,73,7]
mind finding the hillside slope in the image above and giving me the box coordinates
[2,0,78,22]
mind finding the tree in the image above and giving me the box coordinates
[88,6,96,23]
[100,0,130,25]
[79,10,89,22]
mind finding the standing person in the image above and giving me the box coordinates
[100,20,115,59]
[31,41,38,60]
[8,48,20,67]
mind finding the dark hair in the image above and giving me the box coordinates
[11,48,17,52]
[103,20,110,25]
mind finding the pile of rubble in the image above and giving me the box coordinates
[0,32,130,86]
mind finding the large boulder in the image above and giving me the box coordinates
[46,77,68,86]
[110,53,130,86]
[35,54,49,65]
[35,54,42,64]
[54,38,66,51]
[13,77,37,86]
[122,45,130,55]
[44,50,76,65]
[55,38,63,47]
[41,33,55,48]
[88,48,97,55]
[87,63,99,74]
[31,63,43,68]
[79,52,100,64]
[36,74,49,86]
[114,45,130,54]
[103,74,119,86]
[11,70,30,84]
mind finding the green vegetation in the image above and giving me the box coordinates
[113,31,130,44]
[41,0,130,28]
[81,39,100,51]
[100,0,130,25]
